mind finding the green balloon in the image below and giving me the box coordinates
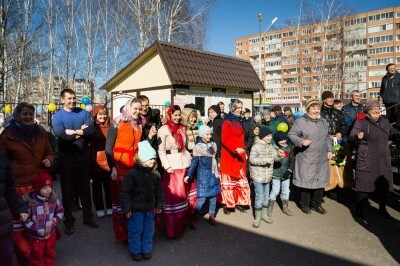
[277,122,289,133]
[165,101,171,107]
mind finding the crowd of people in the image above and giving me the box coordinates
[1,63,399,264]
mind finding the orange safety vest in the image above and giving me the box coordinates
[113,122,142,176]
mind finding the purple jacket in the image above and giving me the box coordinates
[25,192,63,240]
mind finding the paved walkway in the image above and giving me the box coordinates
[54,174,400,265]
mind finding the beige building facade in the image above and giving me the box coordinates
[235,6,400,110]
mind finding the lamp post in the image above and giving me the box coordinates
[258,15,278,110]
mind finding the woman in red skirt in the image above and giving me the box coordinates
[219,99,250,214]
[157,105,192,237]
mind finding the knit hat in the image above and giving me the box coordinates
[321,91,334,100]
[274,131,287,144]
[138,140,157,162]
[33,171,53,194]
[198,125,212,138]
[258,126,273,140]
[261,109,270,116]
[208,105,221,117]
[254,114,262,122]
[306,99,321,111]
[364,101,380,113]
[244,108,251,114]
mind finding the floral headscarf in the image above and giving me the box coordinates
[113,98,141,128]
[166,105,185,151]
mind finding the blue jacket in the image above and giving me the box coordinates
[343,103,363,135]
[186,141,221,198]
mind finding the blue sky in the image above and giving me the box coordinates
[207,0,397,56]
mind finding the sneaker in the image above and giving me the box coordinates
[96,210,105,218]
[131,254,143,261]
[142,253,152,260]
[106,209,113,216]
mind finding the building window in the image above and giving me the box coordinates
[370,81,381,88]
[195,97,205,116]
[369,92,380,99]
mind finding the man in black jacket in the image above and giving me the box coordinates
[380,63,400,130]
[320,90,347,202]
[137,95,161,146]
[0,155,28,266]
[320,91,347,142]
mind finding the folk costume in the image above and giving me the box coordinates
[219,112,250,209]
[157,105,192,237]
[106,99,142,241]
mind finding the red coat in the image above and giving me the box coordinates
[0,127,54,187]
[220,119,246,178]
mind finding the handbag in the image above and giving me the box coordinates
[96,151,110,171]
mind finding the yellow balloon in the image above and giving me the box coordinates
[4,105,11,114]
[48,103,57,112]
[80,104,86,109]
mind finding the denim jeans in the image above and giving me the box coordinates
[269,179,290,201]
[196,196,217,215]
[253,181,270,209]
[127,211,154,255]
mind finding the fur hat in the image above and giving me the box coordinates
[306,99,321,111]
[273,131,287,144]
[258,126,273,140]
[261,109,270,116]
[321,91,334,100]
[138,140,156,162]
[364,101,380,113]
[198,125,212,138]
[33,171,53,194]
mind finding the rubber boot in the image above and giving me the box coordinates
[282,200,293,216]
[261,207,273,224]
[252,209,262,228]
[267,200,275,217]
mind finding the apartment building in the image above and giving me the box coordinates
[235,6,400,110]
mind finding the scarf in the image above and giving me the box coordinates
[166,105,185,151]
[113,98,141,129]
[193,141,219,176]
[224,112,245,129]
[9,119,40,143]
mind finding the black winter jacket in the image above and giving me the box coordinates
[320,105,347,136]
[0,155,28,236]
[207,117,223,160]
[380,72,400,104]
[120,163,164,213]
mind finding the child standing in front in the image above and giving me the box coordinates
[120,140,164,262]
[249,127,284,228]
[268,131,295,217]
[184,125,221,229]
[25,171,64,266]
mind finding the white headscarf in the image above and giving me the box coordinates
[113,98,141,128]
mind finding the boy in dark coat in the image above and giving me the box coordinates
[120,141,164,262]
[0,154,28,266]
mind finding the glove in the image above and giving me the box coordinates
[282,169,292,180]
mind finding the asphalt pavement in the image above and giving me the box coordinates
[54,173,400,266]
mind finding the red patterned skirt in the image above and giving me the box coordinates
[218,172,251,208]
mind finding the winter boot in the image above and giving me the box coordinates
[252,209,262,228]
[190,214,199,229]
[267,200,275,217]
[282,200,293,216]
[261,207,273,224]
[209,214,218,226]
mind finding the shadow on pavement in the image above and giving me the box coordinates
[55,215,356,266]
